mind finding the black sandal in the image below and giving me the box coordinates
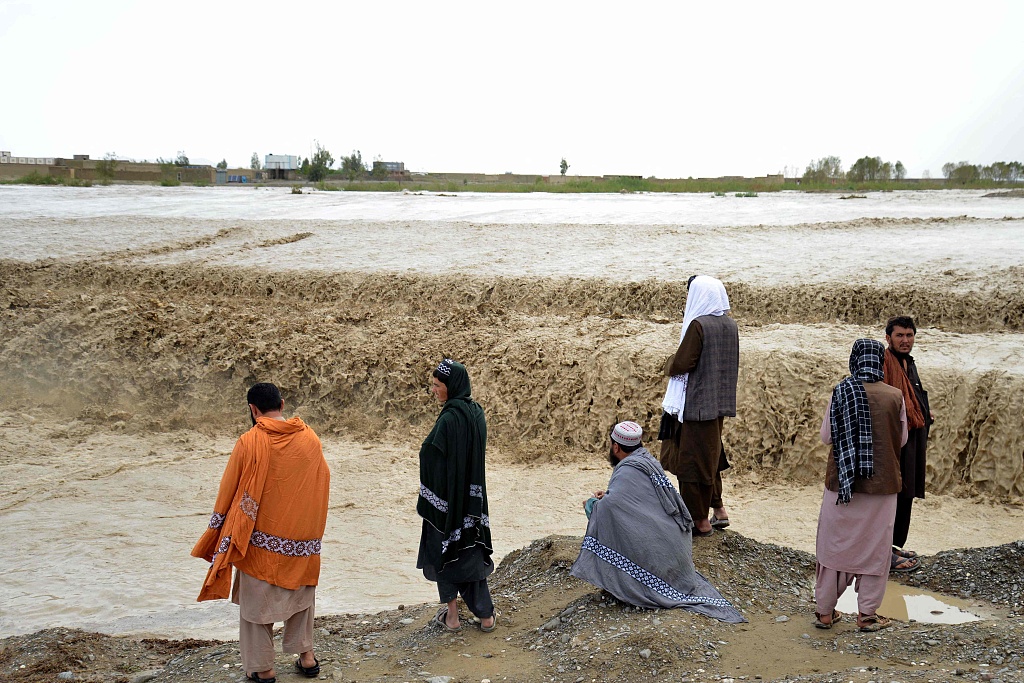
[247,673,276,683]
[295,657,320,678]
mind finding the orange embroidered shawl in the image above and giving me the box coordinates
[883,349,926,430]
[191,416,330,601]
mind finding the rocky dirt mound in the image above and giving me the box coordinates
[3,533,1021,683]
[899,539,1024,611]
[0,628,219,683]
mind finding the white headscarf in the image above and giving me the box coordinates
[661,276,731,422]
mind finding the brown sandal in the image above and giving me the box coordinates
[857,613,892,632]
[814,609,843,629]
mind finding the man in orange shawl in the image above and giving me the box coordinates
[192,383,330,683]
[883,316,932,574]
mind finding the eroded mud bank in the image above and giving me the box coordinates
[3,260,1021,501]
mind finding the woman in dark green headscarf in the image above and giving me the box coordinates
[416,358,496,632]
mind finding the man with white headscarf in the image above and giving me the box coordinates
[658,275,739,537]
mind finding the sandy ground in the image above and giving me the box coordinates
[2,409,1021,642]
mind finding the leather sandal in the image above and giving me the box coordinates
[857,613,893,632]
[472,608,499,632]
[295,656,320,678]
[247,673,276,683]
[433,605,461,631]
[890,552,921,573]
[813,609,843,629]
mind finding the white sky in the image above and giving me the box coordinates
[1,0,1022,178]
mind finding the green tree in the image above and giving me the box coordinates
[307,141,334,182]
[879,161,893,182]
[216,159,228,170]
[894,161,906,181]
[848,156,882,181]
[951,162,980,185]
[340,150,367,181]
[250,152,261,171]
[802,156,844,184]
[94,152,118,184]
[300,157,310,175]
[175,151,189,166]
[560,158,569,176]
[944,161,979,185]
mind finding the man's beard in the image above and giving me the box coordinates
[608,444,619,468]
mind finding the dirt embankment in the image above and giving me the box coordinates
[2,259,1022,502]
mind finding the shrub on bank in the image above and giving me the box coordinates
[1,172,92,187]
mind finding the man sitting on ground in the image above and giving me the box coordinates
[570,421,745,623]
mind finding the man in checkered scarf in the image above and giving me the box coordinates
[814,339,907,632]
[830,338,885,504]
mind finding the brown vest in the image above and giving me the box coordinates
[682,314,739,421]
[826,381,903,495]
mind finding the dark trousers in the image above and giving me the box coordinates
[711,473,724,510]
[438,578,494,619]
[678,471,723,523]
[892,493,914,548]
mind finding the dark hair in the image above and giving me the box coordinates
[617,441,642,453]
[431,368,449,385]
[686,275,698,290]
[247,382,283,413]
[885,315,917,336]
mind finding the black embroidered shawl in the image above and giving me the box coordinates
[417,361,492,569]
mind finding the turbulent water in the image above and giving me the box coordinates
[2,186,1023,494]
[1,185,1023,638]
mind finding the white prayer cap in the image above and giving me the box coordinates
[611,421,643,447]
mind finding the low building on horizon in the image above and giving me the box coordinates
[264,154,299,181]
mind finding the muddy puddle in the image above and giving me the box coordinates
[835,581,988,624]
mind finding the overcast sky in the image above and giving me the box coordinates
[2,0,1022,178]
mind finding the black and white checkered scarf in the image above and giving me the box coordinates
[829,339,885,504]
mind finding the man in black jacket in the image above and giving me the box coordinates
[883,316,933,573]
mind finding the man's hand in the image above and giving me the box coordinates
[593,490,605,499]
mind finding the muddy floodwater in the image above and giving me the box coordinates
[1,185,1022,639]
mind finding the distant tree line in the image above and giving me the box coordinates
[941,160,1023,185]
[802,155,1023,185]
[292,142,393,183]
